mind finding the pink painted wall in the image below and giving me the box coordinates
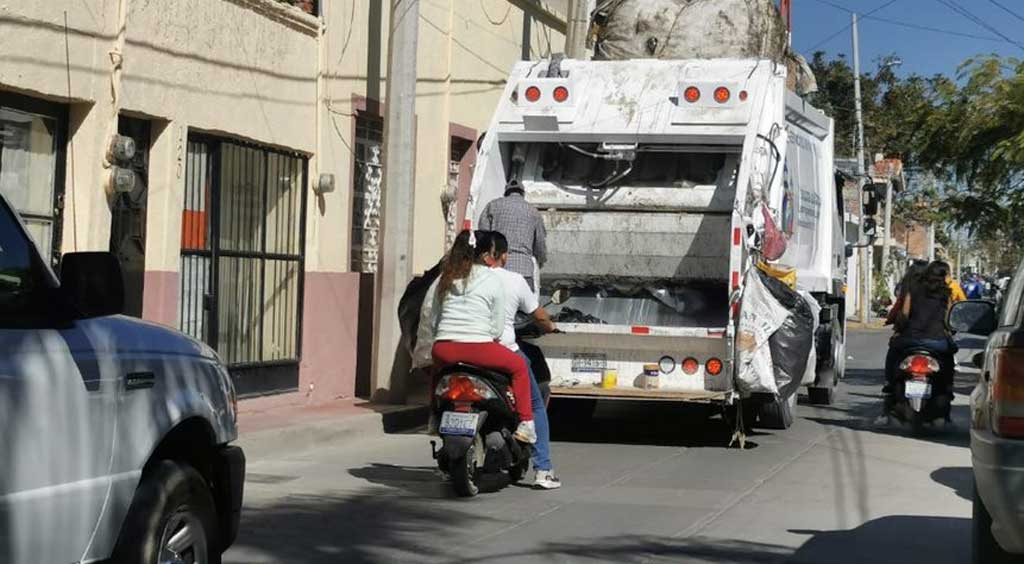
[142,270,179,327]
[297,271,361,402]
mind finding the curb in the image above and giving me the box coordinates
[237,404,430,460]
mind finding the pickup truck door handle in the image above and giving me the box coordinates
[125,371,156,390]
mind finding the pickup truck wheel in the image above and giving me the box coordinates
[112,460,221,564]
[973,484,1020,563]
[757,393,796,430]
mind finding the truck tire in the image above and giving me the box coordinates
[757,393,796,430]
[111,460,221,564]
[810,318,845,405]
[973,484,1020,564]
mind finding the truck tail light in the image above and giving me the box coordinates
[684,86,701,103]
[706,358,723,376]
[681,357,699,375]
[524,86,541,102]
[992,348,1024,438]
[553,86,569,103]
[714,87,731,103]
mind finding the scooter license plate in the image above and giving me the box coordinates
[439,411,479,436]
[905,380,932,399]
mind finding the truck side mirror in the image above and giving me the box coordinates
[845,245,855,259]
[862,184,880,217]
[60,252,125,318]
[948,300,997,336]
[863,218,878,239]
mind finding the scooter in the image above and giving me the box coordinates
[883,348,954,434]
[430,363,532,497]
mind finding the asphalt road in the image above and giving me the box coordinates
[225,329,977,564]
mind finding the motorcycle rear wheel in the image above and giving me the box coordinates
[451,443,480,497]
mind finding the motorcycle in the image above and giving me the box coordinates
[429,290,567,497]
[883,348,954,434]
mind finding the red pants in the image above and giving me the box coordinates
[432,341,533,422]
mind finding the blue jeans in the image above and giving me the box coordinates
[517,351,552,471]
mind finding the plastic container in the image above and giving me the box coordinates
[643,364,660,390]
[601,369,618,389]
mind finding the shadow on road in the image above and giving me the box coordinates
[931,466,974,501]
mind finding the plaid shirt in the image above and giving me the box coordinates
[478,193,547,281]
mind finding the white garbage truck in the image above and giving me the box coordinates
[465,56,847,430]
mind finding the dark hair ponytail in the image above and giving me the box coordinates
[922,261,952,301]
[437,230,494,302]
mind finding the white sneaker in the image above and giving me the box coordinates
[534,470,562,490]
[514,420,538,444]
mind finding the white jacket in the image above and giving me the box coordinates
[413,264,505,368]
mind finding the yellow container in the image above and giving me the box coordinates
[756,261,797,290]
[601,369,618,389]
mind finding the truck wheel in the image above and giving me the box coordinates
[450,444,480,497]
[807,386,834,406]
[111,460,221,564]
[810,320,845,406]
[973,484,1019,563]
[757,393,796,430]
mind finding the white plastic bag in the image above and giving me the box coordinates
[736,269,791,395]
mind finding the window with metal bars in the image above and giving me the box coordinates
[180,135,307,397]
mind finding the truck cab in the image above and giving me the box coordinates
[0,192,244,563]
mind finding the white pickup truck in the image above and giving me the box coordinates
[467,57,847,429]
[0,192,244,563]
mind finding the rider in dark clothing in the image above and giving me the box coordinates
[884,261,956,393]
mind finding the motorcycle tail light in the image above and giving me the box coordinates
[992,348,1024,438]
[435,374,498,402]
[899,354,939,376]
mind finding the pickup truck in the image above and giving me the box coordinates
[0,191,244,563]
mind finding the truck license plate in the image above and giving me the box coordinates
[905,380,932,399]
[572,353,607,373]
[439,412,479,436]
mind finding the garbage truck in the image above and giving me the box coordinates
[462,53,847,431]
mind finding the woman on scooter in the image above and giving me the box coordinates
[426,230,536,444]
[885,261,957,393]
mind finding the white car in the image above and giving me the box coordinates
[0,192,244,563]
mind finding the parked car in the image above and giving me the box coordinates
[0,192,244,564]
[948,279,1024,563]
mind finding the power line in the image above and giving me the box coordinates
[934,0,1024,51]
[807,0,898,51]
[988,0,1024,25]
[809,0,1006,45]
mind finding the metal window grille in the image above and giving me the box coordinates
[180,136,307,397]
[351,114,383,273]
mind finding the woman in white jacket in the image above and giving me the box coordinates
[419,230,536,444]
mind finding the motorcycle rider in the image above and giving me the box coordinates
[881,261,957,405]
[423,230,537,444]
[485,231,562,489]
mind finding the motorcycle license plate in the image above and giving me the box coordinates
[905,380,932,399]
[439,411,479,436]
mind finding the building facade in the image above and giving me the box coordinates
[0,0,565,407]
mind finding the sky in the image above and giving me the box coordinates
[790,0,1023,78]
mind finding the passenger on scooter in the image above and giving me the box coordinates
[485,231,562,489]
[424,230,537,444]
[884,261,957,394]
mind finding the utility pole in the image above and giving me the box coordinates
[928,223,936,261]
[882,179,893,278]
[372,0,420,403]
[565,0,590,59]
[852,12,872,323]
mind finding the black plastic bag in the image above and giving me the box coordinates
[757,270,814,399]
[397,259,443,356]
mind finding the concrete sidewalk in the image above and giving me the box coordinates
[236,399,429,460]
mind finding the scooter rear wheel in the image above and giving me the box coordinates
[451,443,480,497]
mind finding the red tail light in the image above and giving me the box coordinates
[524,86,541,102]
[553,86,569,103]
[684,86,701,103]
[706,358,724,376]
[992,348,1024,438]
[445,376,482,402]
[739,90,749,101]
[900,354,938,376]
[681,357,699,375]
[714,87,731,104]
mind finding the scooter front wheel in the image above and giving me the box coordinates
[451,443,480,497]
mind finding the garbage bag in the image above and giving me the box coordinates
[797,290,821,386]
[736,268,791,396]
[759,270,815,400]
[398,259,443,357]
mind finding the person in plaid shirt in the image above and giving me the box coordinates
[478,180,547,291]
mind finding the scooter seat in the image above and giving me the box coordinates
[437,363,511,386]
